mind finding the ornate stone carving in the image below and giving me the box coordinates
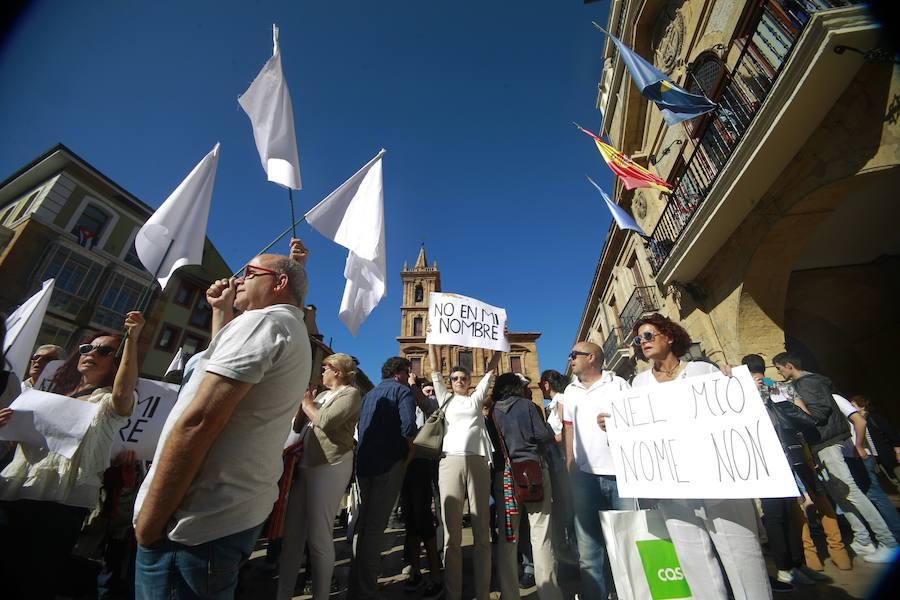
[633,191,648,220]
[652,1,686,75]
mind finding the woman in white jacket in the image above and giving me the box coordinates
[428,343,500,600]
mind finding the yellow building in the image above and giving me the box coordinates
[398,246,542,397]
[575,1,897,416]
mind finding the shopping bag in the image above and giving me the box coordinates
[600,509,692,600]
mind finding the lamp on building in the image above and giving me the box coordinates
[649,139,683,165]
[833,45,899,65]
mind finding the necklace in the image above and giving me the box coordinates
[653,361,681,378]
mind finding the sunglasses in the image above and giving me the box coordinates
[450,375,468,382]
[242,264,279,280]
[632,331,661,346]
[568,350,591,360]
[30,354,56,363]
[78,343,117,357]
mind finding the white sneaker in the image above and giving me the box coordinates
[850,540,877,555]
[863,545,899,564]
[776,570,794,584]
[796,565,830,582]
[789,567,815,585]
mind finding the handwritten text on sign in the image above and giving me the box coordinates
[426,292,510,352]
[111,378,179,461]
[605,366,798,499]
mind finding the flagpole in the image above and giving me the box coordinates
[118,238,175,357]
[231,213,308,278]
[288,188,297,238]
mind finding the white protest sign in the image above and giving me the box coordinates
[111,378,180,461]
[605,366,799,499]
[425,292,509,352]
[32,359,64,391]
[2,389,100,459]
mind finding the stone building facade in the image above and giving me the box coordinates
[575,1,897,417]
[397,246,542,397]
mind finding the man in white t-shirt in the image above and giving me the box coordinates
[133,253,312,599]
[562,341,629,600]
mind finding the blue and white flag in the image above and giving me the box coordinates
[607,33,717,126]
[587,176,647,237]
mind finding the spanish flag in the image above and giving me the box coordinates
[576,124,673,193]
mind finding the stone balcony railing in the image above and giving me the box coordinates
[619,286,659,337]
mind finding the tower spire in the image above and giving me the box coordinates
[414,243,428,269]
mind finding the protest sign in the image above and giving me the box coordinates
[32,359,64,391]
[111,378,180,460]
[605,366,798,499]
[425,292,509,352]
[2,389,100,458]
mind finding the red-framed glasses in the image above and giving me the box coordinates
[241,264,279,280]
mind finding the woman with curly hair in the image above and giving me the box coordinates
[0,311,144,600]
[627,313,771,600]
[277,353,361,600]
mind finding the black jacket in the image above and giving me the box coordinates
[491,396,555,463]
[792,372,850,453]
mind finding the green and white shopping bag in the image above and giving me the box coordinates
[600,509,692,600]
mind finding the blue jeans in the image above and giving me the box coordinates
[135,524,262,599]
[852,456,900,542]
[572,470,629,600]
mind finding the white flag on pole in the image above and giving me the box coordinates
[135,144,220,291]
[239,24,302,190]
[305,150,387,335]
[165,347,185,378]
[3,279,55,379]
[587,176,648,237]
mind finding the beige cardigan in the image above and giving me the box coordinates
[304,386,361,467]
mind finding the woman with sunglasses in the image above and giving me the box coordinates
[0,311,144,600]
[624,313,771,600]
[428,342,501,600]
[277,353,361,600]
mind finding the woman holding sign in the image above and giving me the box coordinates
[0,311,144,600]
[625,313,771,600]
[428,342,501,600]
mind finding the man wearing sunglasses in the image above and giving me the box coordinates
[21,344,66,391]
[134,253,312,599]
[561,341,630,600]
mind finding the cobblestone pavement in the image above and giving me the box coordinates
[238,523,897,600]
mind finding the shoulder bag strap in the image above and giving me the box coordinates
[491,408,511,463]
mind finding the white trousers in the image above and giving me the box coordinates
[277,454,353,600]
[496,466,562,600]
[439,454,491,600]
[660,498,772,600]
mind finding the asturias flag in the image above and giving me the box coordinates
[576,125,673,193]
[605,30,718,126]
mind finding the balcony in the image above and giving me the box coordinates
[619,286,659,337]
[647,0,874,280]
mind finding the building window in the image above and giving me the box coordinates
[35,322,73,350]
[181,332,207,357]
[123,238,145,270]
[410,356,422,376]
[156,323,182,351]
[510,355,523,374]
[93,273,144,330]
[11,190,41,223]
[189,297,212,330]
[173,282,195,307]
[70,204,111,249]
[457,350,473,373]
[413,316,423,337]
[684,53,727,138]
[415,284,424,303]
[35,244,104,316]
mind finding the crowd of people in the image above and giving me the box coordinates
[0,239,898,600]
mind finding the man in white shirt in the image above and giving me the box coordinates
[562,341,629,600]
[133,253,312,599]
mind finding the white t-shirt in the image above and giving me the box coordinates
[832,393,875,457]
[134,304,311,545]
[433,371,494,460]
[563,371,630,475]
[631,360,720,388]
[546,393,563,436]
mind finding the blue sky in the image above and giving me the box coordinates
[0,0,615,379]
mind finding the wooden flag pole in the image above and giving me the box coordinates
[117,238,175,356]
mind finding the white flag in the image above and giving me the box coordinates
[239,24,302,190]
[587,176,648,237]
[305,150,386,335]
[3,279,55,379]
[136,144,220,291]
[165,347,185,378]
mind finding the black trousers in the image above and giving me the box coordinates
[761,497,804,570]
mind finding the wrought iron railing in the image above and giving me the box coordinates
[602,326,622,362]
[647,0,863,273]
[619,286,659,336]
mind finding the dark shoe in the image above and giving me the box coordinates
[519,573,535,588]
[771,577,793,593]
[422,580,444,599]
[404,572,423,593]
